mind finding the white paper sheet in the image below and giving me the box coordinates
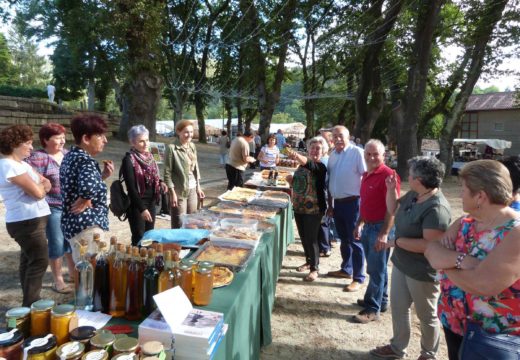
[153,286,192,329]
[75,310,112,329]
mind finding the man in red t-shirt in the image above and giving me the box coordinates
[353,139,401,323]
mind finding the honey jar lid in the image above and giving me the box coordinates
[5,306,30,318]
[51,304,75,317]
[112,337,138,352]
[196,266,212,274]
[181,258,197,267]
[69,326,96,341]
[90,332,115,347]
[57,341,85,359]
[0,328,23,347]
[111,353,137,360]
[31,299,55,311]
[178,263,191,271]
[198,261,214,269]
[81,349,108,360]
[141,341,164,356]
[23,334,57,354]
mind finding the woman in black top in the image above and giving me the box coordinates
[286,137,328,282]
[122,125,168,245]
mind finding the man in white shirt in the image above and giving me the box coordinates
[47,84,56,103]
[226,131,256,189]
[326,125,367,292]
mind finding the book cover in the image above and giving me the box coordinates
[172,309,224,344]
[174,324,228,360]
[138,309,174,350]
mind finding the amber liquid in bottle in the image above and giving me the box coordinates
[107,236,118,280]
[93,241,110,313]
[142,248,159,317]
[158,250,175,293]
[125,247,142,320]
[154,243,165,272]
[109,243,127,317]
[138,247,147,310]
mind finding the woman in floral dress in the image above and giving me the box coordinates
[426,160,520,360]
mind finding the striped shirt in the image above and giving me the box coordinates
[26,149,68,208]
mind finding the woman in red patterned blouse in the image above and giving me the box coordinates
[425,160,520,360]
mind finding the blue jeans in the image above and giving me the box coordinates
[334,200,365,282]
[360,222,389,312]
[46,206,71,259]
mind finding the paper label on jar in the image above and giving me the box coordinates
[62,342,81,354]
[0,329,15,341]
[85,350,106,360]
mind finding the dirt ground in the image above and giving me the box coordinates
[0,138,463,359]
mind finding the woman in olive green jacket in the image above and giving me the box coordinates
[164,120,205,228]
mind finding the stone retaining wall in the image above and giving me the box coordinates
[0,95,121,140]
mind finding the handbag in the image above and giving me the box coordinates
[460,292,520,359]
[109,168,130,221]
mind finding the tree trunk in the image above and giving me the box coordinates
[438,0,508,175]
[354,0,403,141]
[396,0,444,179]
[121,71,162,141]
[194,93,207,144]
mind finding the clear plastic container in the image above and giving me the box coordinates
[219,218,258,231]
[180,212,219,230]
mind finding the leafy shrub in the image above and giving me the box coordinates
[0,84,47,99]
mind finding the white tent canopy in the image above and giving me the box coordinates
[453,138,512,150]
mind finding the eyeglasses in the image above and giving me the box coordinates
[404,197,418,213]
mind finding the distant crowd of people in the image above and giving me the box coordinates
[0,119,519,359]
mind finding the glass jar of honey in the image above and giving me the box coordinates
[5,307,31,338]
[56,341,85,360]
[50,304,76,346]
[177,263,193,300]
[112,337,138,355]
[89,332,115,357]
[69,326,96,352]
[193,266,214,306]
[181,258,198,285]
[30,299,55,337]
[140,341,164,358]
[81,349,109,360]
[22,334,57,360]
[0,328,24,360]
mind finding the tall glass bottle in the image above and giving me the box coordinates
[107,236,118,274]
[125,247,142,320]
[109,243,127,317]
[142,248,159,317]
[75,241,94,311]
[154,244,165,272]
[90,233,101,268]
[125,245,132,266]
[158,250,175,293]
[93,241,110,313]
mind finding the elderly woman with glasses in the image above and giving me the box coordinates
[370,156,451,360]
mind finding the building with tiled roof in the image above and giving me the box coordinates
[461,91,520,155]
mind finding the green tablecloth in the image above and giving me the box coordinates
[207,203,294,359]
[106,204,294,360]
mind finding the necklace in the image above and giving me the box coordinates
[475,211,502,232]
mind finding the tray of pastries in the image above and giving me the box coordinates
[181,212,220,229]
[242,204,279,220]
[250,190,290,208]
[190,242,255,271]
[218,187,258,203]
[208,201,244,216]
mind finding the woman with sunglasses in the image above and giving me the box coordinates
[371,156,451,360]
